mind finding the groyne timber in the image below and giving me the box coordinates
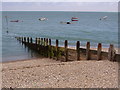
[15,37,120,62]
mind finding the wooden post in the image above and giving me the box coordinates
[86,42,91,60]
[76,41,80,60]
[35,38,37,45]
[49,39,52,58]
[46,38,48,46]
[42,38,45,56]
[39,38,41,45]
[35,38,38,50]
[44,38,46,46]
[39,38,42,55]
[21,37,24,45]
[22,37,23,42]
[41,38,43,45]
[56,39,59,60]
[108,44,116,61]
[44,38,48,57]
[38,38,40,45]
[97,43,102,60]
[27,37,29,43]
[24,37,26,42]
[65,40,68,62]
[30,37,32,43]
[45,38,49,57]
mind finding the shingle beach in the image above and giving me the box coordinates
[1,58,118,88]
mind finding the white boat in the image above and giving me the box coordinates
[100,16,108,20]
[39,18,48,21]
[103,16,108,19]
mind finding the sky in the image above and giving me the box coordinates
[1,0,120,2]
[1,0,119,12]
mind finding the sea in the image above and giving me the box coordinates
[1,11,118,62]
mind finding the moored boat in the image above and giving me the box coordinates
[71,17,79,21]
[60,21,72,24]
[10,20,19,22]
[39,18,48,21]
[99,16,108,20]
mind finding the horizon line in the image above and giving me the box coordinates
[1,10,118,12]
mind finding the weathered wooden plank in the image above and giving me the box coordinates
[45,38,49,57]
[108,44,116,61]
[44,38,46,46]
[86,42,91,60]
[76,41,80,60]
[97,43,102,60]
[56,39,59,60]
[24,37,26,42]
[27,37,29,43]
[49,39,52,58]
[30,37,32,43]
[65,40,68,61]
[46,38,48,46]
[35,38,38,45]
[22,37,23,42]
[41,38,43,45]
[38,38,40,45]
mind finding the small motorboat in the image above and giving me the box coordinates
[99,16,108,20]
[71,17,79,21]
[103,16,108,19]
[39,18,48,21]
[60,21,72,24]
[60,17,78,24]
[10,20,19,22]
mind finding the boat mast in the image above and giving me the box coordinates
[5,16,9,33]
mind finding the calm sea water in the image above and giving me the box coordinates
[2,11,118,62]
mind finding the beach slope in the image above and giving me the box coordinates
[1,58,118,88]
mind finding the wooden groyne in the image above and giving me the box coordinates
[15,37,120,62]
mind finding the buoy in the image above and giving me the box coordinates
[6,31,9,33]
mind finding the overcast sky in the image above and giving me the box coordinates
[1,0,119,12]
[2,0,119,2]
